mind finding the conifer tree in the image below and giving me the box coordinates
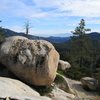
[72,19,91,36]
[71,19,91,68]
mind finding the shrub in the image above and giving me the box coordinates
[54,73,65,84]
[32,85,53,96]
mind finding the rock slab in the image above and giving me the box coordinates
[0,77,52,100]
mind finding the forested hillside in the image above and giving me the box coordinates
[53,19,100,80]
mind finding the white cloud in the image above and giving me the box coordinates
[87,19,100,24]
[0,0,47,19]
[1,0,100,19]
[8,26,24,33]
[33,0,100,17]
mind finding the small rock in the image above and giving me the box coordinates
[81,77,98,91]
[58,60,71,71]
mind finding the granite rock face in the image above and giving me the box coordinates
[0,77,39,97]
[0,36,59,86]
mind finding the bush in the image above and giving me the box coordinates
[32,85,53,96]
[54,73,65,84]
[65,66,91,80]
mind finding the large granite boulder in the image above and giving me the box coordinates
[0,36,59,86]
[0,77,51,100]
[81,77,98,91]
[58,60,71,71]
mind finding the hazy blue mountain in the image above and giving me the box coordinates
[4,28,39,39]
[45,36,70,43]
[3,28,100,43]
[88,32,100,41]
[3,28,70,43]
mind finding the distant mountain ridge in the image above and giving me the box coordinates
[4,28,39,40]
[88,32,100,41]
[45,36,70,43]
[4,28,70,43]
[3,28,100,43]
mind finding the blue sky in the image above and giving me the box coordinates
[0,0,100,37]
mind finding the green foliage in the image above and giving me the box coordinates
[65,65,91,80]
[72,19,91,36]
[54,73,65,84]
[62,19,94,79]
[69,19,94,75]
[54,38,100,80]
[57,70,65,76]
[32,85,53,96]
[70,36,93,67]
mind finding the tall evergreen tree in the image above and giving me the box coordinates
[72,19,91,36]
[54,19,100,80]
[71,19,91,68]
[65,19,94,79]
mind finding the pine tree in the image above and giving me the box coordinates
[65,19,93,79]
[71,19,91,68]
[72,19,91,36]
